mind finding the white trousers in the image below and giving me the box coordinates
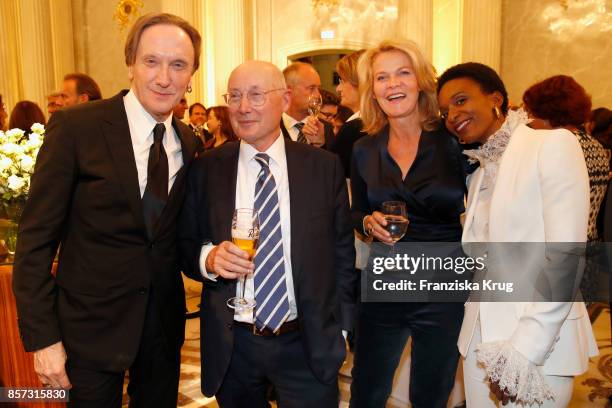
[463,322,574,407]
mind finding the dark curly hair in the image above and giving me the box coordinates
[437,62,509,115]
[522,75,591,128]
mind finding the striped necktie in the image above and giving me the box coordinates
[253,153,290,332]
[294,122,307,143]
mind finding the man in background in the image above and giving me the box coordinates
[188,102,207,130]
[281,62,334,148]
[46,92,64,116]
[61,72,102,106]
[173,95,188,120]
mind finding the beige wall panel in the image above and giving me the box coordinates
[501,0,611,108]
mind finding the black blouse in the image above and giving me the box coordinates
[330,118,367,178]
[350,125,466,242]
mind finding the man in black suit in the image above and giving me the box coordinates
[179,60,356,407]
[280,62,334,148]
[12,13,200,407]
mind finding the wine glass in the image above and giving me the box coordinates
[381,201,409,256]
[227,208,260,310]
[308,93,323,117]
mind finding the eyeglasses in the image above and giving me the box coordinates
[319,111,336,120]
[223,89,285,107]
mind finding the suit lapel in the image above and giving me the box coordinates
[213,143,240,242]
[280,119,291,140]
[166,118,197,207]
[101,91,147,236]
[285,142,310,285]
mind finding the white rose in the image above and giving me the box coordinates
[28,132,43,145]
[0,156,12,172]
[20,155,35,172]
[1,143,20,155]
[5,128,25,141]
[7,174,25,191]
[30,123,45,134]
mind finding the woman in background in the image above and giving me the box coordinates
[350,40,466,408]
[8,100,46,132]
[330,49,366,178]
[206,105,237,148]
[523,75,609,242]
[438,63,598,407]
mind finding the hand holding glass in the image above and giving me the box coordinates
[227,208,259,310]
[381,201,409,247]
[308,93,323,117]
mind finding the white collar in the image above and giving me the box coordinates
[347,111,361,122]
[123,89,180,151]
[282,112,305,130]
[239,132,286,169]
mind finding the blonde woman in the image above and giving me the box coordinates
[349,40,466,408]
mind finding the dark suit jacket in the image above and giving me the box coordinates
[280,117,334,149]
[178,139,357,396]
[12,91,198,372]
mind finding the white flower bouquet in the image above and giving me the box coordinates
[0,123,44,209]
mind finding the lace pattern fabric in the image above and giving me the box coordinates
[476,341,555,406]
[463,109,531,195]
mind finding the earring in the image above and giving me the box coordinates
[187,85,192,93]
[493,105,501,118]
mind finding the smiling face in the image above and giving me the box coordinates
[227,61,290,151]
[438,77,504,144]
[371,50,420,121]
[128,24,195,122]
[190,104,207,126]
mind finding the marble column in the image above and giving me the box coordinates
[17,0,56,112]
[461,0,502,72]
[397,0,434,60]
[204,0,247,106]
[49,0,75,91]
[0,0,23,112]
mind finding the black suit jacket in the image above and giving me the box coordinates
[12,91,198,371]
[280,117,334,149]
[178,139,356,396]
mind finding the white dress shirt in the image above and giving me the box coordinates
[200,134,298,323]
[282,113,305,142]
[123,89,183,197]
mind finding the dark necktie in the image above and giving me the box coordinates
[294,122,307,143]
[142,123,169,239]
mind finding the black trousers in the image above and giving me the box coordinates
[350,302,464,408]
[215,324,338,408]
[66,292,182,408]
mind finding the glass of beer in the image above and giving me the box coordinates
[381,201,409,255]
[227,208,260,310]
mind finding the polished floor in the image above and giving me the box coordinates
[123,279,612,407]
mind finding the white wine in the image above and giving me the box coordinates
[384,215,408,242]
[232,237,258,260]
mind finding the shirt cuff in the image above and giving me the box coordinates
[199,243,218,281]
[362,215,370,236]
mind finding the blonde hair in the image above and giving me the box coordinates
[336,49,366,87]
[358,40,439,135]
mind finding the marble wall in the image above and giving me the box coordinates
[501,0,611,108]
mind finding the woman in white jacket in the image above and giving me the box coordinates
[437,62,598,407]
